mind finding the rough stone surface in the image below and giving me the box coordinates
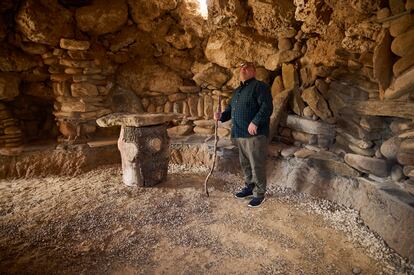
[60,39,90,51]
[391,165,405,181]
[71,83,98,97]
[167,125,193,136]
[128,0,177,31]
[248,0,296,39]
[97,112,181,128]
[0,44,39,72]
[384,66,414,99]
[390,14,414,38]
[75,0,128,35]
[393,51,414,77]
[344,154,389,177]
[192,63,230,89]
[400,139,414,152]
[301,86,332,121]
[15,0,74,46]
[117,58,183,95]
[391,28,414,57]
[204,29,278,70]
[193,126,214,135]
[373,29,392,92]
[397,152,414,166]
[281,146,300,157]
[0,73,20,100]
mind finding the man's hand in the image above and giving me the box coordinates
[248,122,258,135]
[214,112,222,121]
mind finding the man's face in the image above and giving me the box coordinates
[239,63,256,81]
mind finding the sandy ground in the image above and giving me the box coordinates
[0,164,412,275]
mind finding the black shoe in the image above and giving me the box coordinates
[248,197,265,208]
[234,184,254,199]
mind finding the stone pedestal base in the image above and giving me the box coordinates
[118,124,169,187]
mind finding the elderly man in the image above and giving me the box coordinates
[214,61,273,207]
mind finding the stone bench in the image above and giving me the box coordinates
[97,112,181,187]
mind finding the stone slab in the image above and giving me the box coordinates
[344,153,390,177]
[286,115,335,137]
[96,112,182,127]
[343,100,414,119]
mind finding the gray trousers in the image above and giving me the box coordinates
[233,135,268,198]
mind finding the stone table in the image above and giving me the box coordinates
[97,112,181,187]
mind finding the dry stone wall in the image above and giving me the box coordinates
[0,0,413,189]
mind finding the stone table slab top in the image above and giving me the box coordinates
[96,112,182,127]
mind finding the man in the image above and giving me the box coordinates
[214,61,273,208]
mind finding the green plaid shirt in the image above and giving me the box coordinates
[220,78,273,138]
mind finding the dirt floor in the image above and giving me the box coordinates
[0,164,412,274]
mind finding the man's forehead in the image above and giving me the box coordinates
[240,61,255,68]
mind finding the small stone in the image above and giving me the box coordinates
[60,38,90,51]
[168,93,187,102]
[64,68,83,75]
[193,126,214,135]
[179,86,200,94]
[384,66,414,99]
[403,165,414,177]
[380,136,401,161]
[352,267,361,274]
[292,130,316,144]
[397,152,414,166]
[71,83,98,97]
[303,106,315,118]
[294,148,314,158]
[194,120,215,128]
[393,52,414,77]
[390,14,414,37]
[391,165,405,181]
[301,86,332,121]
[377,8,390,20]
[391,28,414,57]
[407,0,414,9]
[217,127,230,137]
[167,125,193,136]
[400,139,414,152]
[0,73,20,100]
[278,38,292,51]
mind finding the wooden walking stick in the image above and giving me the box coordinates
[204,96,222,197]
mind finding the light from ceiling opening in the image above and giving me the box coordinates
[198,0,208,19]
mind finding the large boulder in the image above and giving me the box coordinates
[247,0,296,39]
[174,0,207,37]
[391,28,414,57]
[380,136,401,161]
[75,0,128,35]
[342,21,381,53]
[165,26,198,50]
[117,58,183,96]
[0,44,39,72]
[15,0,74,46]
[301,86,332,121]
[128,0,177,31]
[294,0,332,35]
[207,0,247,30]
[344,153,390,177]
[0,73,20,100]
[191,62,230,89]
[205,28,278,70]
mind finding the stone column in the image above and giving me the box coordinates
[97,112,181,187]
[118,124,169,186]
